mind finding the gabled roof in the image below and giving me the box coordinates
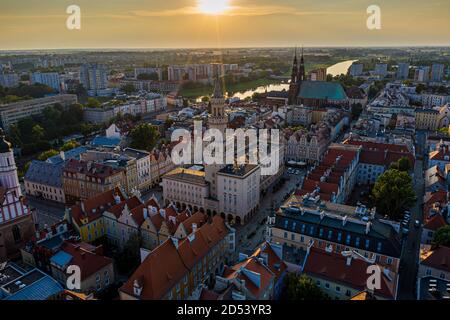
[70,187,125,225]
[119,216,230,300]
[25,160,64,188]
[421,246,450,273]
[54,241,113,281]
[424,214,448,231]
[303,248,397,299]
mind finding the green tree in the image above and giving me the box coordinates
[281,274,329,300]
[137,72,159,81]
[87,97,101,108]
[60,140,80,152]
[115,234,142,275]
[31,124,45,141]
[129,123,160,151]
[351,103,363,120]
[432,226,450,247]
[121,83,136,95]
[37,149,59,161]
[371,169,416,220]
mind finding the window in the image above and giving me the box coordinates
[376,242,382,252]
[346,234,351,245]
[336,286,341,292]
[316,280,321,287]
[440,273,445,279]
[325,283,330,289]
[355,237,360,247]
[365,239,370,249]
[337,232,342,242]
[387,257,392,265]
[327,230,333,240]
[284,232,288,239]
[426,269,432,276]
[12,225,21,243]
[291,233,295,241]
[346,290,351,297]
[319,228,324,237]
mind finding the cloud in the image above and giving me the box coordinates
[130,5,359,18]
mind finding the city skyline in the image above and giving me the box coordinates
[1,0,450,50]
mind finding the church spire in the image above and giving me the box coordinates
[212,76,224,99]
[291,46,299,84]
[298,45,306,81]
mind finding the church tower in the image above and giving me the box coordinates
[289,47,300,105]
[0,129,21,197]
[297,47,306,82]
[208,77,228,138]
[205,77,228,200]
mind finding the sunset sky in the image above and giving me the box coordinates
[1,0,449,50]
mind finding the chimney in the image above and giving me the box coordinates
[133,279,143,297]
[365,222,371,234]
[346,255,352,266]
[81,202,86,214]
[60,150,65,162]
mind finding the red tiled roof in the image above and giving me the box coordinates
[422,246,450,273]
[303,248,397,299]
[119,216,230,300]
[423,214,448,231]
[60,241,113,281]
[71,188,125,225]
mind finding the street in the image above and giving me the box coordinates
[234,168,305,256]
[397,131,426,300]
[27,196,66,228]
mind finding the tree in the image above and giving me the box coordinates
[281,274,329,300]
[432,226,450,247]
[37,149,59,161]
[390,156,412,172]
[137,72,159,81]
[60,140,80,152]
[121,83,136,95]
[31,124,45,141]
[115,234,142,275]
[86,97,101,108]
[129,123,160,151]
[371,169,416,220]
[351,103,363,120]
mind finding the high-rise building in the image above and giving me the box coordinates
[431,64,445,82]
[349,64,364,77]
[31,72,61,92]
[0,73,19,88]
[79,64,108,96]
[396,63,410,80]
[374,63,388,77]
[414,66,431,82]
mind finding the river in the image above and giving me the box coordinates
[196,60,357,102]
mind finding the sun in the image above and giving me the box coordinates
[197,0,230,15]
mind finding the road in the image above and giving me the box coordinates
[234,168,305,256]
[397,131,426,300]
[27,196,66,229]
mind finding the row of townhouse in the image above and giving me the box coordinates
[119,215,236,300]
[66,187,212,251]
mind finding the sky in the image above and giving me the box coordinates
[0,0,449,50]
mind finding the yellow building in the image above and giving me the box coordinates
[415,109,439,131]
[66,187,126,243]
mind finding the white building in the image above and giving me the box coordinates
[31,72,61,92]
[0,73,19,88]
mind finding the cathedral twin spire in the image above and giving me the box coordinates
[291,46,306,83]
